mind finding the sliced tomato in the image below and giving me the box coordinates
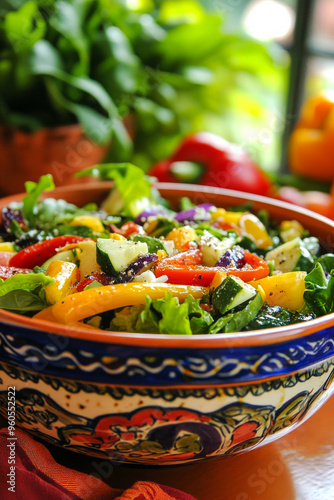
[0,265,32,280]
[0,251,15,267]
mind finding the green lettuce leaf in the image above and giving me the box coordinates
[0,273,54,312]
[315,254,334,274]
[22,174,55,223]
[76,163,154,217]
[111,293,213,335]
[110,305,144,333]
[138,292,213,335]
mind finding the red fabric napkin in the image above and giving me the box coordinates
[0,426,197,500]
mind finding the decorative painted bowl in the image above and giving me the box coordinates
[0,183,334,466]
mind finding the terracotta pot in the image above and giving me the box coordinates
[0,124,110,194]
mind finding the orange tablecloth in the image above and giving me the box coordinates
[31,394,334,500]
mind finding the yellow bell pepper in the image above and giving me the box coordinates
[239,213,273,249]
[210,209,245,225]
[45,261,78,304]
[279,220,304,243]
[0,242,16,253]
[289,92,334,182]
[209,269,227,289]
[165,226,197,250]
[70,215,104,233]
[251,272,307,311]
[36,283,207,325]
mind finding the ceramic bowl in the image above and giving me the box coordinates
[0,183,334,466]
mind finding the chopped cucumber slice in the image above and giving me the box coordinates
[96,238,148,276]
[265,237,314,273]
[212,275,256,314]
[41,248,81,271]
[199,231,234,267]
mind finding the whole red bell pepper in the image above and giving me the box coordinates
[9,236,86,269]
[148,132,273,196]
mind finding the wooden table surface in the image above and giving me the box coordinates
[45,393,334,500]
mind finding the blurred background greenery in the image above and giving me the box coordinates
[1,0,333,175]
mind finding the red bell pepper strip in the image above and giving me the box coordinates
[9,236,86,269]
[76,272,112,292]
[0,265,32,280]
[157,249,203,267]
[149,132,273,196]
[155,250,269,286]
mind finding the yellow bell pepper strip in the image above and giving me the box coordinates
[251,272,307,311]
[35,283,207,325]
[288,92,334,182]
[33,306,100,330]
[45,261,78,304]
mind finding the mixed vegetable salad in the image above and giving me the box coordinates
[0,164,333,335]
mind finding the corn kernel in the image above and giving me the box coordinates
[71,215,104,233]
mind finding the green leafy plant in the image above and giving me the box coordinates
[0,0,287,169]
